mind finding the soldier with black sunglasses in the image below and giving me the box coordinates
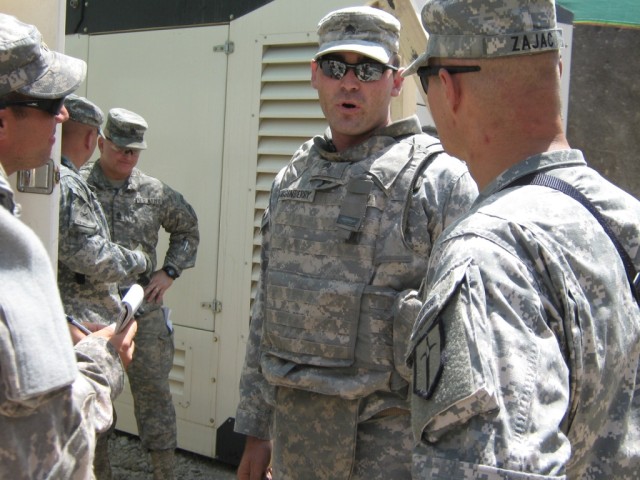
[0,13,138,479]
[235,6,478,480]
[403,0,640,478]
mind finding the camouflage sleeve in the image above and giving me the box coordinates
[410,234,570,477]
[406,152,478,256]
[392,153,477,383]
[159,184,199,274]
[0,337,124,478]
[73,336,125,429]
[235,178,281,439]
[58,175,149,281]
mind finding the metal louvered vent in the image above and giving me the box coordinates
[250,39,327,307]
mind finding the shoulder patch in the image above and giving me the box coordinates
[413,318,445,400]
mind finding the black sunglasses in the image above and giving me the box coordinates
[0,97,66,116]
[317,58,398,83]
[416,65,481,93]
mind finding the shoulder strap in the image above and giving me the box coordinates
[509,172,640,306]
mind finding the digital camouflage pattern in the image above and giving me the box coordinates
[0,14,85,98]
[315,6,400,64]
[64,94,104,128]
[103,108,148,149]
[409,150,640,479]
[236,116,478,478]
[58,156,150,325]
[272,388,413,479]
[404,0,563,76]
[128,306,176,451]
[82,159,199,453]
[0,169,124,480]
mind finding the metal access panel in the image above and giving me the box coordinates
[65,23,228,457]
[112,325,221,456]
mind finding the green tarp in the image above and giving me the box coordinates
[557,1,640,27]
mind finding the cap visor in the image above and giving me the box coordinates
[402,51,430,77]
[315,41,391,64]
[110,137,147,150]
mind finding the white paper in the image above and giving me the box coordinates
[115,284,144,332]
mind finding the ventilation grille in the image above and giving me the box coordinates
[250,40,327,309]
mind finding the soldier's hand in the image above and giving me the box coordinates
[90,320,138,369]
[144,269,174,304]
[237,436,272,480]
[68,320,104,344]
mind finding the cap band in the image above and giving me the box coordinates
[428,29,563,59]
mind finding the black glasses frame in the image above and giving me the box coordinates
[317,58,398,83]
[416,65,481,93]
[0,97,66,116]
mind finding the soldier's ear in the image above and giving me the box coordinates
[310,60,320,90]
[390,69,404,98]
[0,109,8,140]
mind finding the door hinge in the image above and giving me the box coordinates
[201,300,222,313]
[213,41,234,55]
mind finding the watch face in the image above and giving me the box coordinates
[164,267,178,279]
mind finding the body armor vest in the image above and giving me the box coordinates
[260,134,442,398]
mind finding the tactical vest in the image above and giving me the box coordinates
[260,135,442,398]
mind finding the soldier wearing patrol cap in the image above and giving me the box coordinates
[58,96,153,479]
[404,0,640,478]
[235,6,478,480]
[83,107,200,480]
[0,13,138,479]
[59,96,150,329]
[103,107,148,149]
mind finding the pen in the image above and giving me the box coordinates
[66,315,92,336]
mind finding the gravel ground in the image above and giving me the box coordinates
[109,431,237,480]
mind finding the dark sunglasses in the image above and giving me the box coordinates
[317,58,398,82]
[104,137,141,157]
[416,65,481,93]
[0,97,66,116]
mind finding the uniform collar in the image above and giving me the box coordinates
[315,115,423,163]
[89,158,138,190]
[479,149,587,202]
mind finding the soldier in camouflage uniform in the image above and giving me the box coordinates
[235,6,478,480]
[58,95,151,328]
[59,96,154,479]
[0,13,137,479]
[404,0,640,478]
[82,108,199,480]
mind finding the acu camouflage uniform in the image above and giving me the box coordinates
[406,1,640,478]
[58,155,149,324]
[0,164,125,480]
[236,116,478,479]
[409,152,640,479]
[82,157,199,453]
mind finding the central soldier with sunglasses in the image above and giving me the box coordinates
[235,6,478,480]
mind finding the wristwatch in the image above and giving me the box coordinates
[162,266,180,280]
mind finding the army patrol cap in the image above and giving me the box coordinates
[404,0,564,76]
[64,94,104,128]
[0,14,86,98]
[103,108,148,149]
[314,6,400,64]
